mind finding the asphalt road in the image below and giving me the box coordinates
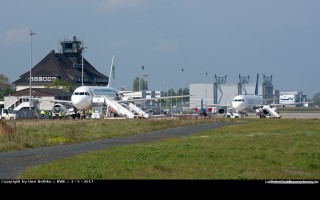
[0,122,238,179]
[245,112,320,119]
[281,112,320,119]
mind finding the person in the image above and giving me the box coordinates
[58,111,62,120]
[33,110,38,119]
[40,109,45,119]
[48,110,52,120]
[88,109,92,119]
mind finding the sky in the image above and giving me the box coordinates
[1,0,319,98]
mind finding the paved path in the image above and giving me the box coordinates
[245,112,320,119]
[0,122,237,179]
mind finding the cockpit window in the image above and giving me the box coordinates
[234,99,245,102]
[73,91,90,96]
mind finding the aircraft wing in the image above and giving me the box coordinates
[28,97,72,105]
[48,99,73,104]
[253,101,313,109]
[189,98,229,107]
[270,101,313,107]
[117,95,192,103]
[118,91,136,95]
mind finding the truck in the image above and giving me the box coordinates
[0,108,18,120]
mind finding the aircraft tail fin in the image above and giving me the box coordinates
[255,73,259,95]
[200,98,204,110]
[107,55,115,88]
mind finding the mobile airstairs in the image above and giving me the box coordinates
[4,96,36,118]
[256,105,282,118]
[103,97,135,119]
[128,103,149,118]
[91,96,150,119]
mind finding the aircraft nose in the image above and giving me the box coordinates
[71,96,83,108]
[232,101,238,108]
[232,101,243,111]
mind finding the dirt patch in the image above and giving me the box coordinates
[0,120,14,134]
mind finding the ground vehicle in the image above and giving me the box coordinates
[52,103,75,119]
[225,108,242,118]
[0,108,18,120]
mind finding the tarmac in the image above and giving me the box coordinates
[245,112,320,119]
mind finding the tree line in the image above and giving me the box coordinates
[132,76,189,98]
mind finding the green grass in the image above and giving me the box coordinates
[0,117,233,152]
[19,118,320,179]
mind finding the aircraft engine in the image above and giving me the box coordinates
[217,107,226,114]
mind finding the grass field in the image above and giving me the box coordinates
[0,117,229,152]
[17,118,320,180]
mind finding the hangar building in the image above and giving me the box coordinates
[190,74,275,108]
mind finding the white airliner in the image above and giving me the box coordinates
[231,94,264,113]
[53,55,190,111]
[230,74,265,114]
[224,73,309,118]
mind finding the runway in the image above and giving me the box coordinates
[245,112,320,119]
[280,112,320,119]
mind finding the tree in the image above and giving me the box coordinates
[132,77,148,91]
[44,79,73,93]
[133,77,140,91]
[167,88,176,96]
[0,73,13,99]
[141,79,148,90]
[312,92,320,107]
[175,87,190,105]
[182,87,190,103]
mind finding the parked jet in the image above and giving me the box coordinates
[230,73,265,114]
[217,74,308,118]
[50,55,190,111]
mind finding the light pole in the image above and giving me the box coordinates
[205,72,207,108]
[29,30,36,110]
[180,68,184,114]
[170,89,173,113]
[140,65,144,91]
[81,41,87,86]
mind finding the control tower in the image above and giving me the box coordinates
[59,36,84,65]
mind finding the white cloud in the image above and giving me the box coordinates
[0,27,30,46]
[97,0,148,13]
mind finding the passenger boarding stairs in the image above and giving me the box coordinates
[129,103,149,118]
[6,96,34,111]
[257,105,282,118]
[92,96,135,119]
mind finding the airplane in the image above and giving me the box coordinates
[191,98,208,116]
[48,55,191,116]
[230,73,265,114]
[216,73,309,118]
